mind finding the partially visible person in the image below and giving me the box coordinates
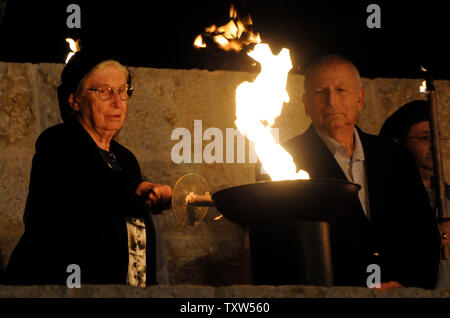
[379,100,450,289]
[257,55,441,289]
[5,48,172,287]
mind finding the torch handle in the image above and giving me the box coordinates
[185,192,216,207]
[187,200,217,207]
[427,86,448,260]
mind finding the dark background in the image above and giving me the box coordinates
[0,0,448,79]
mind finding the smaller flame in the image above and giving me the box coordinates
[65,38,80,64]
[214,34,230,47]
[419,80,427,93]
[193,4,260,52]
[194,35,206,48]
[205,25,216,33]
[230,4,237,19]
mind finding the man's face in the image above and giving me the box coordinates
[303,62,365,136]
[405,121,433,172]
[75,65,129,134]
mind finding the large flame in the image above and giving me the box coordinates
[193,4,261,52]
[194,5,309,181]
[235,44,309,181]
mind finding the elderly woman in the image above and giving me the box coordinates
[5,49,172,287]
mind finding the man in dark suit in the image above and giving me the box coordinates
[266,55,440,288]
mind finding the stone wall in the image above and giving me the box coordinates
[2,284,450,298]
[0,62,449,286]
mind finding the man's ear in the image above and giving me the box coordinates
[358,87,366,111]
[303,93,310,116]
[68,93,80,111]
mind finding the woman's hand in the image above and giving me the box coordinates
[136,181,172,212]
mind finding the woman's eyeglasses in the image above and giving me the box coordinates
[86,84,134,101]
[407,135,432,143]
[407,135,448,143]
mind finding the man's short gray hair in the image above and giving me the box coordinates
[303,54,362,92]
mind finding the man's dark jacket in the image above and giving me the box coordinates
[5,118,157,285]
[258,125,440,288]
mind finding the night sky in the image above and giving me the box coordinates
[0,0,448,80]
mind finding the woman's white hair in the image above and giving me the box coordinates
[76,60,129,94]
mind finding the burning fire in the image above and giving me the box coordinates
[194,5,309,181]
[65,38,80,64]
[420,80,427,94]
[235,44,309,181]
[194,35,206,48]
[193,4,261,52]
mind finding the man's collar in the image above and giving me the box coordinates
[313,125,365,161]
[352,129,365,161]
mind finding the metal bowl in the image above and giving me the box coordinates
[212,178,360,227]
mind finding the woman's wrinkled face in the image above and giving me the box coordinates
[72,65,129,136]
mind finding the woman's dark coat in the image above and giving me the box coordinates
[5,118,157,285]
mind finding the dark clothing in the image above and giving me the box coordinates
[378,100,429,145]
[257,125,441,288]
[5,119,157,285]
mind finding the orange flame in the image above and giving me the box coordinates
[419,80,427,94]
[195,5,309,181]
[194,35,206,48]
[65,38,80,64]
[235,44,309,181]
[193,4,261,52]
